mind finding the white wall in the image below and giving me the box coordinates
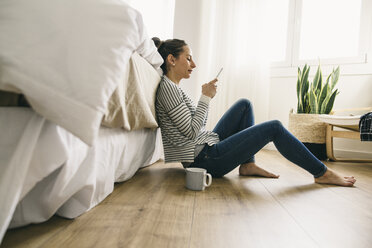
[173,0,372,159]
[173,0,203,102]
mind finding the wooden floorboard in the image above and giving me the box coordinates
[257,151,372,248]
[1,150,372,248]
[189,176,318,248]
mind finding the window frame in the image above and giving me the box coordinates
[271,0,372,76]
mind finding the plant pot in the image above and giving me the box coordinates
[288,110,327,160]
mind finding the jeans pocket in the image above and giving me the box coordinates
[201,150,209,160]
[202,145,222,161]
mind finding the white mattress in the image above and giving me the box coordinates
[0,107,163,242]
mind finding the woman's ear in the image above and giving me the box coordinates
[167,54,176,66]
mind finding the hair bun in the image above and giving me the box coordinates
[152,37,164,49]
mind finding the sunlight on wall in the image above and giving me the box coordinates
[125,0,175,39]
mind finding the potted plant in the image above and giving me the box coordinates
[288,64,340,160]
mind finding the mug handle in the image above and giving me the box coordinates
[204,173,212,187]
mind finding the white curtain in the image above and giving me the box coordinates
[194,0,272,129]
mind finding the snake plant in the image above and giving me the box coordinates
[296,64,339,114]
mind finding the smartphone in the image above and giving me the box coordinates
[215,67,223,79]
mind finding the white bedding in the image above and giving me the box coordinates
[0,0,162,145]
[0,107,163,242]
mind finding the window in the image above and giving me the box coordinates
[269,0,371,67]
[299,0,361,60]
[125,0,175,40]
[267,0,290,62]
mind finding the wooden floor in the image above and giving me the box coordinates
[2,150,372,248]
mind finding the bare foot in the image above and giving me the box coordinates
[239,163,279,178]
[314,168,356,187]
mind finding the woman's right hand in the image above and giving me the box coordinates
[202,79,218,98]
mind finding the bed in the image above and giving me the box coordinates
[0,0,164,243]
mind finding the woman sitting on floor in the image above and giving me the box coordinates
[153,37,356,187]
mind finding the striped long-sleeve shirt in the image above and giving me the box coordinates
[155,76,220,163]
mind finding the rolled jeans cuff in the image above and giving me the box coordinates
[313,165,328,178]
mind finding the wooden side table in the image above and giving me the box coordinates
[326,123,372,162]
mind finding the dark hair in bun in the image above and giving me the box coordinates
[152,37,163,49]
[152,37,187,74]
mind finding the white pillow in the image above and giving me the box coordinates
[0,0,148,145]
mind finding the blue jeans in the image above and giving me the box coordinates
[190,99,328,178]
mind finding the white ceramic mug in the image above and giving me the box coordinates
[185,168,212,191]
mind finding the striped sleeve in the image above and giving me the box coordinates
[158,81,210,141]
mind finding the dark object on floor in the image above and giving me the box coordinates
[303,142,327,161]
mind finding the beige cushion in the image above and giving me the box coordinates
[102,52,161,130]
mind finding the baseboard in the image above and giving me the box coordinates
[333,149,372,159]
[263,143,372,159]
